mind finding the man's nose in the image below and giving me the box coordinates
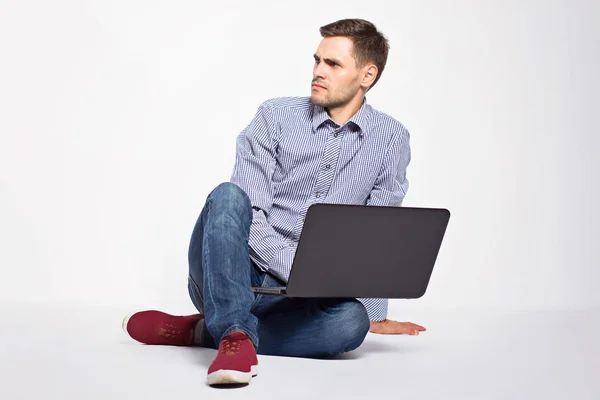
[313,63,326,79]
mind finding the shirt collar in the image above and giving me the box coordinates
[311,96,372,135]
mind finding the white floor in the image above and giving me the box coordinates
[1,303,598,399]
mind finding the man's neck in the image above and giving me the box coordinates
[326,94,365,126]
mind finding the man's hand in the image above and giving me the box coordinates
[369,319,426,335]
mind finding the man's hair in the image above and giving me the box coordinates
[319,18,389,90]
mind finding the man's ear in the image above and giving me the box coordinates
[361,64,378,89]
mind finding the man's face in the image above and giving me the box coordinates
[311,36,364,109]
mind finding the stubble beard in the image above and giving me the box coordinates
[312,74,364,109]
[311,88,354,109]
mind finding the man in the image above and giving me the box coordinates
[122,18,426,386]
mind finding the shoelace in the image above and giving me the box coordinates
[221,338,242,355]
[159,324,184,339]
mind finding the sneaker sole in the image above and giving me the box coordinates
[207,365,258,386]
[122,313,134,335]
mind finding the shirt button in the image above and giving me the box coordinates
[333,133,338,137]
[315,193,320,198]
[325,164,331,169]
[289,243,295,247]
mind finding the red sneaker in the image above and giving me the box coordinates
[122,310,203,346]
[207,331,259,385]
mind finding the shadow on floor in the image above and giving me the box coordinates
[122,333,415,367]
[327,339,413,360]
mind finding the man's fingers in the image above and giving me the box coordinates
[395,322,425,331]
[370,320,426,335]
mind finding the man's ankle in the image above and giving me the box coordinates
[192,319,206,346]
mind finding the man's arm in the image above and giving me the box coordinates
[359,127,411,320]
[366,125,411,208]
[230,101,294,283]
[360,126,423,335]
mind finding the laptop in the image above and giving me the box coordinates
[252,203,450,299]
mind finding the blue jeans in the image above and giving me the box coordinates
[187,182,370,357]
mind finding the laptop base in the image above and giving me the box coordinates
[252,286,287,295]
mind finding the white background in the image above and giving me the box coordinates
[1,0,598,316]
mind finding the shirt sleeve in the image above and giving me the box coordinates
[230,101,295,283]
[359,126,411,321]
[366,126,411,208]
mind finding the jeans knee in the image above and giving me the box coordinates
[343,301,370,352]
[327,300,370,354]
[207,182,252,219]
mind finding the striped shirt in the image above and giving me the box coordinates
[230,96,411,321]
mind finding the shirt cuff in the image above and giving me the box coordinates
[266,244,296,283]
[358,298,388,321]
